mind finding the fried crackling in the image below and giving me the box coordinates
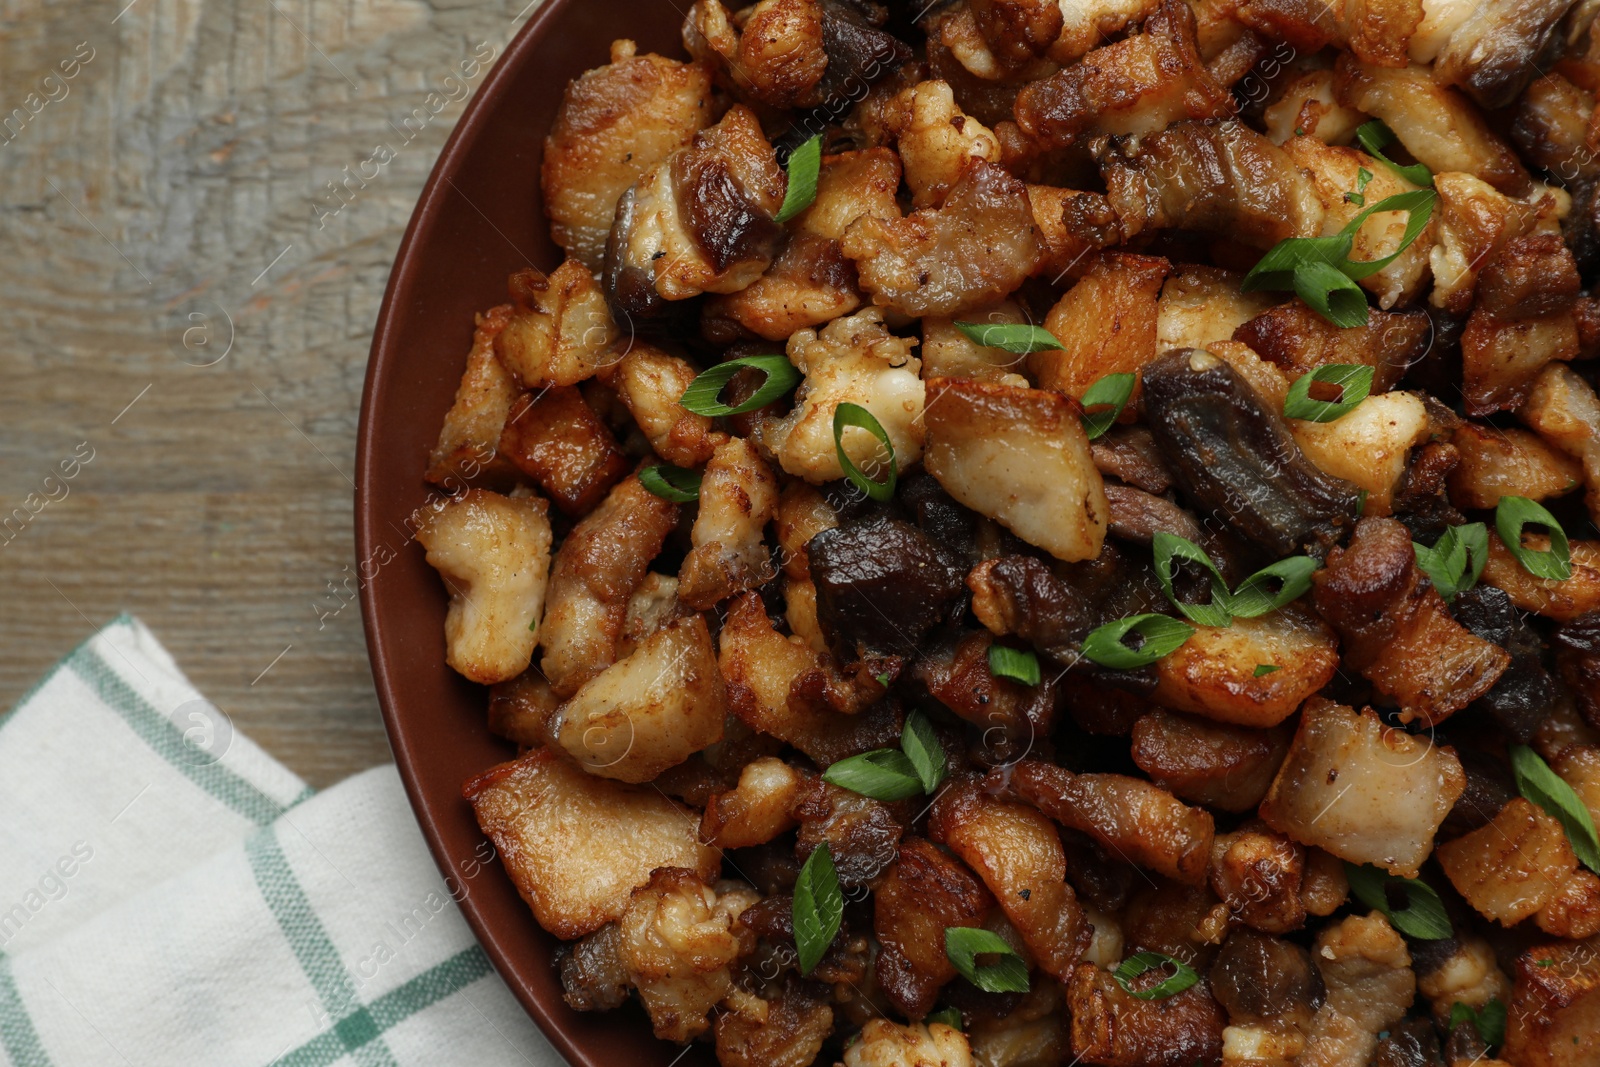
[599,341,724,468]
[873,837,996,1019]
[922,376,1109,563]
[464,747,719,939]
[495,260,619,390]
[1066,961,1226,1067]
[1003,759,1216,884]
[498,387,632,517]
[425,304,521,489]
[417,489,552,685]
[539,474,679,697]
[1312,516,1510,725]
[542,41,715,270]
[930,775,1091,980]
[679,437,780,610]
[1519,362,1600,526]
[1131,709,1292,813]
[1258,698,1466,877]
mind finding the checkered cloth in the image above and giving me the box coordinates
[0,615,562,1066]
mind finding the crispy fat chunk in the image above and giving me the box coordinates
[539,475,679,696]
[1461,233,1581,416]
[1234,301,1426,395]
[487,668,561,748]
[1066,962,1226,1067]
[1482,534,1600,622]
[1157,265,1276,355]
[930,776,1091,981]
[702,235,863,344]
[885,80,1002,209]
[617,868,759,1042]
[1333,56,1531,195]
[425,304,521,489]
[1505,938,1600,1067]
[1299,912,1416,1067]
[700,757,804,849]
[679,437,780,611]
[1259,698,1465,877]
[608,105,786,309]
[495,261,618,389]
[498,387,630,516]
[599,341,723,468]
[874,837,995,1019]
[715,986,834,1067]
[553,614,727,783]
[1520,363,1600,527]
[1209,821,1306,934]
[756,307,925,486]
[844,1020,973,1067]
[1152,608,1341,728]
[717,592,900,762]
[1131,709,1291,813]
[1449,422,1585,510]
[684,0,827,110]
[417,489,552,685]
[1313,516,1510,726]
[1015,0,1234,150]
[1034,252,1169,400]
[1437,797,1597,934]
[542,41,715,269]
[1006,760,1216,885]
[1289,392,1433,517]
[464,747,718,938]
[921,302,1032,387]
[922,376,1108,563]
[1096,119,1325,248]
[841,159,1041,317]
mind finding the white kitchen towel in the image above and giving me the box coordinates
[0,614,561,1067]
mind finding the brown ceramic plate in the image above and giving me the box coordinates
[355,2,713,1064]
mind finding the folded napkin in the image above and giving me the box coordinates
[0,615,560,1067]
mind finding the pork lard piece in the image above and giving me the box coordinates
[1505,938,1600,1067]
[538,475,679,697]
[1259,698,1465,878]
[417,489,552,685]
[922,376,1108,562]
[1313,516,1509,725]
[553,614,727,784]
[464,747,718,938]
[1140,348,1362,559]
[1004,760,1215,884]
[1095,120,1324,248]
[541,41,715,270]
[841,160,1041,317]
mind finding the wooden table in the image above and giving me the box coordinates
[0,0,547,787]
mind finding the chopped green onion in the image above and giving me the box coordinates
[1152,532,1232,627]
[988,644,1042,686]
[1243,190,1436,328]
[1080,372,1137,440]
[824,714,946,800]
[1412,522,1488,602]
[1283,364,1374,422]
[1355,119,1432,187]
[925,1007,963,1031]
[900,711,946,794]
[944,928,1030,993]
[638,463,701,503]
[833,402,897,502]
[527,617,538,632]
[1345,167,1374,207]
[773,135,822,224]
[952,321,1063,355]
[1081,614,1194,669]
[1229,556,1319,618]
[679,354,801,417]
[1113,951,1200,1000]
[1344,864,1452,940]
[822,749,923,801]
[1496,495,1573,582]
[1253,664,1280,677]
[1511,745,1600,874]
[793,842,843,975]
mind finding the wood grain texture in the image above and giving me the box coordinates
[0,0,553,786]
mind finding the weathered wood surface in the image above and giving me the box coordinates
[0,0,549,786]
